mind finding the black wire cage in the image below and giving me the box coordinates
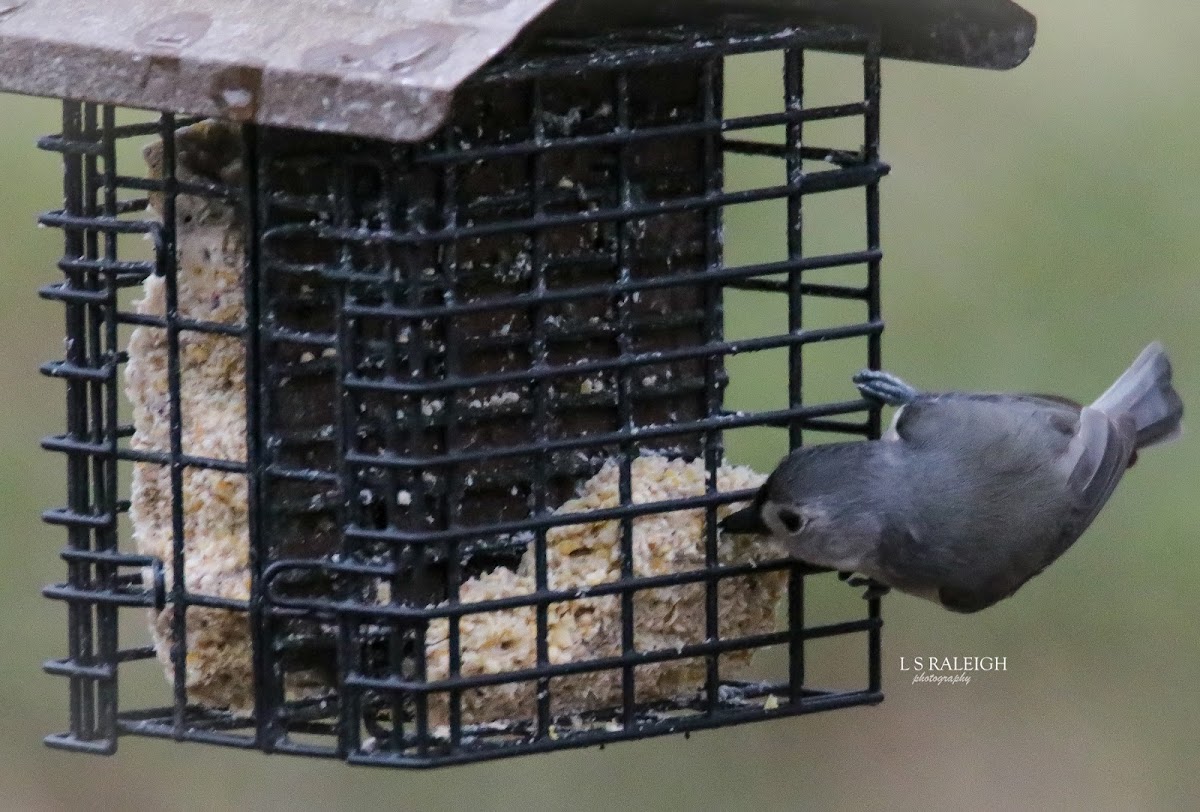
[10,0,1035,768]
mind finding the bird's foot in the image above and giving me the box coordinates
[860,582,890,601]
[852,369,920,406]
[839,571,891,600]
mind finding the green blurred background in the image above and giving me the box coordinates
[1,2,1197,809]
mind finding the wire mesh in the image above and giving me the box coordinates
[40,23,887,766]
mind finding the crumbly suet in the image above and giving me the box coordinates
[425,456,785,728]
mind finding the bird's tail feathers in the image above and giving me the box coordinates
[1092,342,1183,449]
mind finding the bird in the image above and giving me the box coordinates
[720,343,1183,612]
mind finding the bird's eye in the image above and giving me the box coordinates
[778,508,804,534]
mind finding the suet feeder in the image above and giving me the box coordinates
[4,0,1036,766]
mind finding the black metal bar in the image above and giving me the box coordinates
[435,122,466,749]
[382,143,409,760]
[108,173,241,200]
[267,557,825,622]
[862,37,886,696]
[92,102,120,746]
[782,45,809,708]
[38,210,158,234]
[329,445,844,545]
[404,103,869,167]
[341,397,865,468]
[700,54,725,718]
[342,321,884,396]
[39,359,118,382]
[37,117,201,149]
[42,583,244,610]
[728,279,868,299]
[404,152,431,762]
[42,258,154,280]
[155,110,190,739]
[41,435,249,474]
[113,722,259,750]
[107,311,245,335]
[331,431,864,544]
[610,68,638,730]
[307,397,869,477]
[331,148,362,760]
[721,140,877,167]
[241,122,273,753]
[787,566,805,704]
[47,682,880,762]
[381,147,410,758]
[785,46,806,452]
[528,76,553,741]
[343,626,875,695]
[331,250,882,321]
[261,165,886,249]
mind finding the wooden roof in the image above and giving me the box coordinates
[0,0,1035,141]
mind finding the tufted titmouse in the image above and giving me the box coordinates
[721,343,1183,612]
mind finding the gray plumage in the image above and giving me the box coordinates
[720,342,1184,613]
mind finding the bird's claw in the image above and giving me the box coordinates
[838,571,890,601]
[861,583,890,601]
[852,369,919,406]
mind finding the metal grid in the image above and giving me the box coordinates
[40,24,888,766]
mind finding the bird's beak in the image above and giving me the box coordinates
[719,505,769,535]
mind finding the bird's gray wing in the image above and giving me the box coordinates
[890,392,1081,451]
[879,394,1134,613]
[1046,406,1137,565]
[933,405,1136,613]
